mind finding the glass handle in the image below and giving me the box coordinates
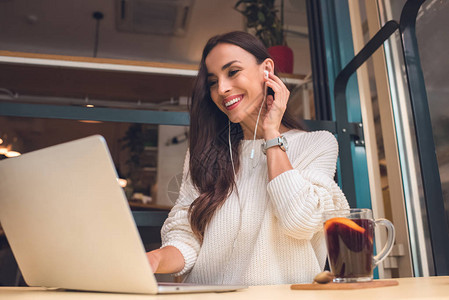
[372,218,396,266]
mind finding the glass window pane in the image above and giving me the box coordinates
[415,0,449,227]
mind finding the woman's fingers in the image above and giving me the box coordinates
[262,73,290,131]
[146,251,160,272]
[265,75,289,109]
[266,94,274,111]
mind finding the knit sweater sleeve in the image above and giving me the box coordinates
[160,150,201,276]
[267,131,349,240]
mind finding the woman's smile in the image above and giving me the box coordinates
[223,94,244,110]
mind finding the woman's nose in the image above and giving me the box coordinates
[217,78,231,95]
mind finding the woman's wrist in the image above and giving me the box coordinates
[263,129,281,141]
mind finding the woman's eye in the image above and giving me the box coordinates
[208,80,217,87]
[228,69,239,77]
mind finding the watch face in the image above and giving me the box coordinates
[280,135,288,151]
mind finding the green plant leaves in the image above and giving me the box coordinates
[234,0,285,48]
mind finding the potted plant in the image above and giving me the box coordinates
[234,0,293,73]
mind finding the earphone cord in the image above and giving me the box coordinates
[228,120,237,180]
[250,81,268,160]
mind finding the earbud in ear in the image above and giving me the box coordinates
[264,70,269,79]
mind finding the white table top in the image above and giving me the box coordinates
[0,276,448,300]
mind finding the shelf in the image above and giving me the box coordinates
[0,51,197,105]
[0,51,198,75]
[129,201,171,211]
[0,51,307,107]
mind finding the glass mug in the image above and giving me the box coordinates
[323,208,395,283]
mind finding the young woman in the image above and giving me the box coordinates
[146,31,349,285]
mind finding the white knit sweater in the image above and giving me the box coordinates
[161,130,349,286]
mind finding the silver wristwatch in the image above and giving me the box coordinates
[262,135,288,155]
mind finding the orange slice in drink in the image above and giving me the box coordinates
[324,217,366,234]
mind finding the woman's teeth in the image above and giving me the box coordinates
[225,97,241,107]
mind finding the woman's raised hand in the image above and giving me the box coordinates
[262,72,290,139]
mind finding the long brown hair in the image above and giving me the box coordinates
[188,31,303,241]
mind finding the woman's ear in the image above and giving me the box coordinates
[263,58,275,74]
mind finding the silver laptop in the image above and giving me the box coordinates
[0,135,246,294]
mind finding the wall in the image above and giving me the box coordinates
[156,125,189,207]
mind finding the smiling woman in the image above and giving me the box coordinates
[205,44,268,127]
[188,31,305,240]
[146,31,349,286]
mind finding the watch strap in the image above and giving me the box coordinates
[265,136,282,149]
[262,135,287,154]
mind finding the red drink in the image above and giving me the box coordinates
[325,218,374,281]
